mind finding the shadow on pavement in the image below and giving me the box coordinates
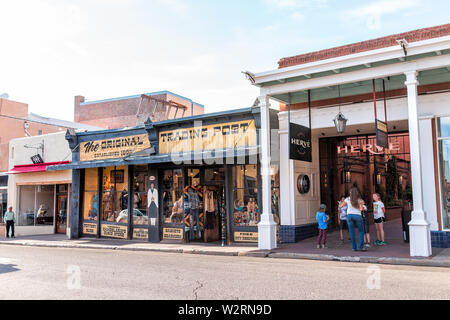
[0,264,19,275]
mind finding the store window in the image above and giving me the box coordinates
[233,165,259,227]
[133,165,149,226]
[438,117,450,230]
[102,166,129,224]
[18,185,55,226]
[162,169,183,225]
[83,168,99,222]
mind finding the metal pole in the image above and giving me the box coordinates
[373,79,378,120]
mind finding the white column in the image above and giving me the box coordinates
[405,70,432,257]
[258,95,277,250]
[279,126,294,226]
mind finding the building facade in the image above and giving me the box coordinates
[74,91,205,130]
[248,23,450,256]
[49,107,280,244]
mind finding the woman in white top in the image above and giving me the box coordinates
[339,187,366,252]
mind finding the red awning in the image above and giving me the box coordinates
[6,161,70,174]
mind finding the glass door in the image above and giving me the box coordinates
[56,194,68,234]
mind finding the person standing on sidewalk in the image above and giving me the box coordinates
[340,188,366,252]
[361,203,371,248]
[4,206,15,238]
[373,193,387,246]
[338,196,348,244]
[316,204,329,249]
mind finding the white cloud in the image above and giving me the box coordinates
[347,0,419,30]
[266,0,328,9]
[290,12,305,21]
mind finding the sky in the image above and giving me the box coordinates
[0,0,449,121]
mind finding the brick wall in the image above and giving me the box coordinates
[0,99,65,172]
[75,92,204,129]
[279,23,450,69]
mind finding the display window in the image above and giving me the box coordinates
[232,165,259,227]
[102,166,129,224]
[438,117,450,230]
[161,169,183,225]
[18,185,55,226]
[133,165,149,226]
[83,168,99,222]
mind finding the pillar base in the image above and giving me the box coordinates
[409,214,432,257]
[258,219,277,250]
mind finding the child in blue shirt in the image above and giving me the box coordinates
[316,204,329,249]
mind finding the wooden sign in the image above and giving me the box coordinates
[80,134,151,162]
[162,228,184,240]
[83,222,97,235]
[234,231,258,242]
[376,119,389,149]
[101,224,128,239]
[159,120,257,154]
[133,228,148,240]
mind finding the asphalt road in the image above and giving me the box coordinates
[0,245,449,300]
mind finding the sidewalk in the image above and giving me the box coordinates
[0,221,448,268]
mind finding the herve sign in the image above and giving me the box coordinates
[80,134,151,162]
[159,120,257,154]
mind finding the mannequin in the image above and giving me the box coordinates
[184,180,203,240]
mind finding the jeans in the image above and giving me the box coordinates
[6,221,15,238]
[347,214,365,251]
[317,229,327,245]
[189,208,201,240]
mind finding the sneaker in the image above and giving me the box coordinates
[359,248,368,252]
[374,240,381,245]
[365,243,371,248]
[380,241,387,246]
[317,244,321,249]
[321,244,328,249]
[341,239,345,244]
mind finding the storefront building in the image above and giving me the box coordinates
[247,24,450,256]
[49,107,280,244]
[7,132,75,236]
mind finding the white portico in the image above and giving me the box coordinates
[248,24,450,256]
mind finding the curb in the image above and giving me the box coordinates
[1,241,448,268]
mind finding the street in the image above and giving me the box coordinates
[0,245,449,300]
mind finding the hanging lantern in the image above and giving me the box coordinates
[399,175,403,186]
[333,85,348,134]
[334,112,348,134]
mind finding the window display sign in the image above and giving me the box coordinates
[101,224,128,239]
[163,227,184,240]
[80,134,152,162]
[133,228,148,240]
[159,120,257,154]
[234,231,258,242]
[83,222,97,235]
[289,123,312,162]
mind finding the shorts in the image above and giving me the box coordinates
[374,217,386,224]
[339,219,348,230]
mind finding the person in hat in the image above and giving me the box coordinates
[316,204,329,249]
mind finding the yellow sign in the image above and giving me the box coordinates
[83,222,97,235]
[159,120,257,154]
[234,231,258,242]
[133,228,148,240]
[80,134,151,162]
[163,228,184,240]
[377,120,388,132]
[101,224,128,239]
